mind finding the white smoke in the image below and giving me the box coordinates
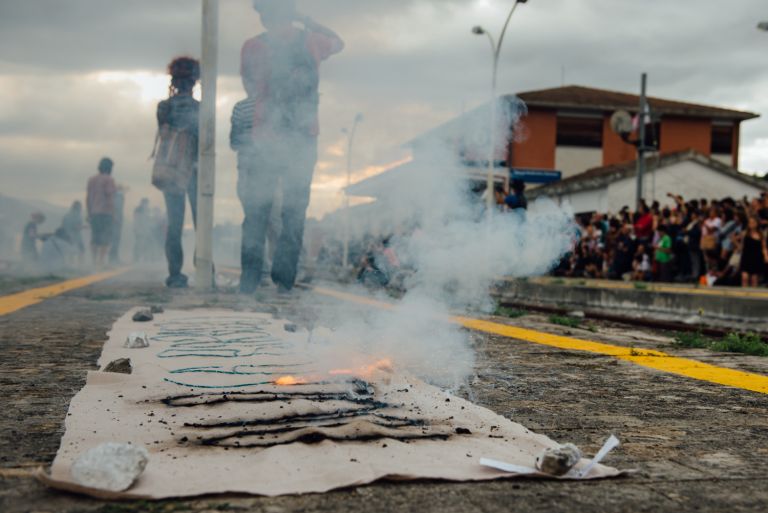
[294,97,575,390]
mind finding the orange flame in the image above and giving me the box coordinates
[329,358,394,379]
[274,359,395,386]
[274,375,306,386]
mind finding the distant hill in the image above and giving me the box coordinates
[0,193,67,258]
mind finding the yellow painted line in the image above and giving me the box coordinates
[304,286,395,310]
[456,317,768,395]
[0,268,129,316]
[527,277,768,300]
[312,285,768,395]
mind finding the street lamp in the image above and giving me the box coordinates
[472,0,528,214]
[342,113,364,269]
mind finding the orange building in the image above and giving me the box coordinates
[345,85,761,219]
[509,85,758,178]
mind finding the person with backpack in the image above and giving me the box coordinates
[236,0,344,293]
[153,57,200,288]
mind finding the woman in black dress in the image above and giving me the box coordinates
[739,216,767,288]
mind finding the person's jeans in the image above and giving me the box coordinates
[163,177,198,280]
[689,249,703,281]
[237,135,317,292]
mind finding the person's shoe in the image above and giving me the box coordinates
[276,283,293,295]
[239,280,258,295]
[165,273,189,289]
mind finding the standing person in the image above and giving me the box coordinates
[21,212,45,263]
[654,224,673,282]
[61,201,85,265]
[633,202,654,248]
[237,0,344,293]
[739,216,767,288]
[86,157,117,267]
[109,186,126,264]
[154,57,200,288]
[684,210,703,282]
[701,206,722,273]
[504,179,528,212]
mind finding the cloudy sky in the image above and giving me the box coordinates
[1,0,767,222]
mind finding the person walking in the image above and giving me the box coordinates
[236,0,344,293]
[86,157,117,267]
[153,57,200,288]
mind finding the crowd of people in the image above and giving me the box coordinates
[552,192,768,288]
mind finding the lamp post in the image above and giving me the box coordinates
[472,0,528,214]
[342,113,363,269]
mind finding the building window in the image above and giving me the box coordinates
[556,116,603,148]
[711,123,734,154]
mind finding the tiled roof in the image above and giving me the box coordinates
[527,150,767,199]
[515,85,758,121]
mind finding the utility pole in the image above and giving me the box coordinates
[195,0,218,290]
[472,0,528,216]
[635,72,647,210]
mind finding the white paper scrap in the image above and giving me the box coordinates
[479,458,538,475]
[578,435,621,478]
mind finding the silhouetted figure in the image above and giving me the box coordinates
[41,227,76,272]
[61,201,85,264]
[236,0,344,293]
[86,157,117,267]
[21,212,45,263]
[154,57,200,288]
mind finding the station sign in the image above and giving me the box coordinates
[510,168,562,184]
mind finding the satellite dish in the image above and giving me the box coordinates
[610,110,633,136]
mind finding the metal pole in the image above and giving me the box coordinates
[486,55,498,214]
[342,116,361,269]
[635,72,647,210]
[485,0,522,214]
[195,0,218,290]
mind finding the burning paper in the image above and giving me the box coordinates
[42,309,625,499]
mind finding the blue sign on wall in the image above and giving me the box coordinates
[510,169,562,184]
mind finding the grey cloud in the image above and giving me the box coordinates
[1,0,767,221]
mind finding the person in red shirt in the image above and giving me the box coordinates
[633,202,654,243]
[86,157,117,267]
[237,0,344,293]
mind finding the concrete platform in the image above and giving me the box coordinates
[0,270,767,512]
[495,277,768,331]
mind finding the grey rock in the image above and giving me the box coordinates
[284,323,298,333]
[124,332,150,349]
[536,443,582,476]
[103,358,132,374]
[567,310,586,319]
[132,309,154,322]
[149,305,164,314]
[71,443,149,492]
